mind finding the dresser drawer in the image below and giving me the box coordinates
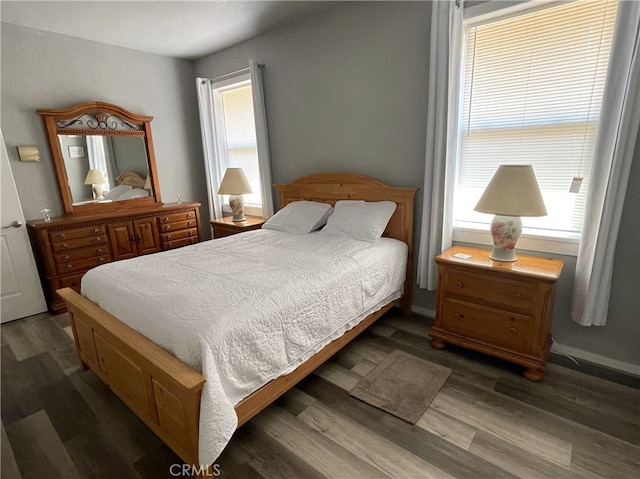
[441,298,532,352]
[160,228,198,243]
[52,235,108,252]
[158,211,196,225]
[444,270,535,312]
[55,246,110,264]
[159,219,197,233]
[55,255,110,275]
[49,225,105,242]
[54,273,85,293]
[161,236,198,250]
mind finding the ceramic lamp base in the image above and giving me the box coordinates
[92,184,104,201]
[228,194,246,222]
[489,215,522,262]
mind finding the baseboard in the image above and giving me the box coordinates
[550,341,640,378]
[410,306,435,319]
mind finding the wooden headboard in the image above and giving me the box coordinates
[273,172,417,255]
[116,171,146,189]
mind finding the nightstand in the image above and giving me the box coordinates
[430,246,563,381]
[210,216,265,239]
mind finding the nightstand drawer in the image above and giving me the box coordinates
[445,270,535,312]
[441,299,532,352]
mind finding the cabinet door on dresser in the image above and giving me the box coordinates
[108,218,161,260]
[133,217,160,255]
[108,222,138,260]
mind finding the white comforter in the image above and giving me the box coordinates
[81,229,408,465]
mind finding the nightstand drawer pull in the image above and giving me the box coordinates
[453,313,464,319]
[455,281,463,288]
[512,292,522,300]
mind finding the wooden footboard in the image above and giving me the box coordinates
[59,287,399,471]
[58,287,205,467]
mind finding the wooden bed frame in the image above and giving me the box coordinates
[57,173,416,476]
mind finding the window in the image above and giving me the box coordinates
[211,74,262,216]
[452,0,618,252]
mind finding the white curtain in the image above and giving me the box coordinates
[417,0,463,290]
[250,59,275,218]
[571,2,640,326]
[196,77,224,221]
[86,135,115,190]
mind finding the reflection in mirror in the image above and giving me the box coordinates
[58,135,151,205]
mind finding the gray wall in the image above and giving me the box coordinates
[195,1,639,369]
[0,23,206,224]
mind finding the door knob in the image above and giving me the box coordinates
[1,220,23,228]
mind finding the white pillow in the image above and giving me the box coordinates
[318,200,397,242]
[102,184,132,200]
[116,188,150,200]
[262,201,334,234]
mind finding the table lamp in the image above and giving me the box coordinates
[474,165,547,262]
[217,167,253,221]
[84,169,107,200]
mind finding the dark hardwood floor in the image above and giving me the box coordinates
[2,310,639,478]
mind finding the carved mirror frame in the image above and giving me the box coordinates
[38,101,162,215]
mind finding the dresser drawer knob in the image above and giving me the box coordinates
[164,217,170,223]
[453,313,464,319]
[164,225,171,231]
[62,243,69,249]
[188,231,193,236]
[58,233,66,239]
[512,292,522,300]
[96,248,103,254]
[509,327,517,334]
[95,237,101,243]
[98,257,105,263]
[188,221,193,226]
[166,234,172,240]
[455,281,463,289]
[66,264,73,270]
[63,255,70,261]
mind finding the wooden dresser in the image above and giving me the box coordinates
[430,246,563,381]
[27,202,201,313]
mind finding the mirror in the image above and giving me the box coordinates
[38,102,162,215]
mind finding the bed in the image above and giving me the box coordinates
[57,172,416,475]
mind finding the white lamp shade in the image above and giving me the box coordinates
[84,169,106,185]
[474,165,547,217]
[217,168,253,195]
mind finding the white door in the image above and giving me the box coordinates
[1,130,47,322]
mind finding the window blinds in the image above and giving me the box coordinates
[454,0,618,235]
[220,84,262,207]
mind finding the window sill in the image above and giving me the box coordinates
[452,225,580,256]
